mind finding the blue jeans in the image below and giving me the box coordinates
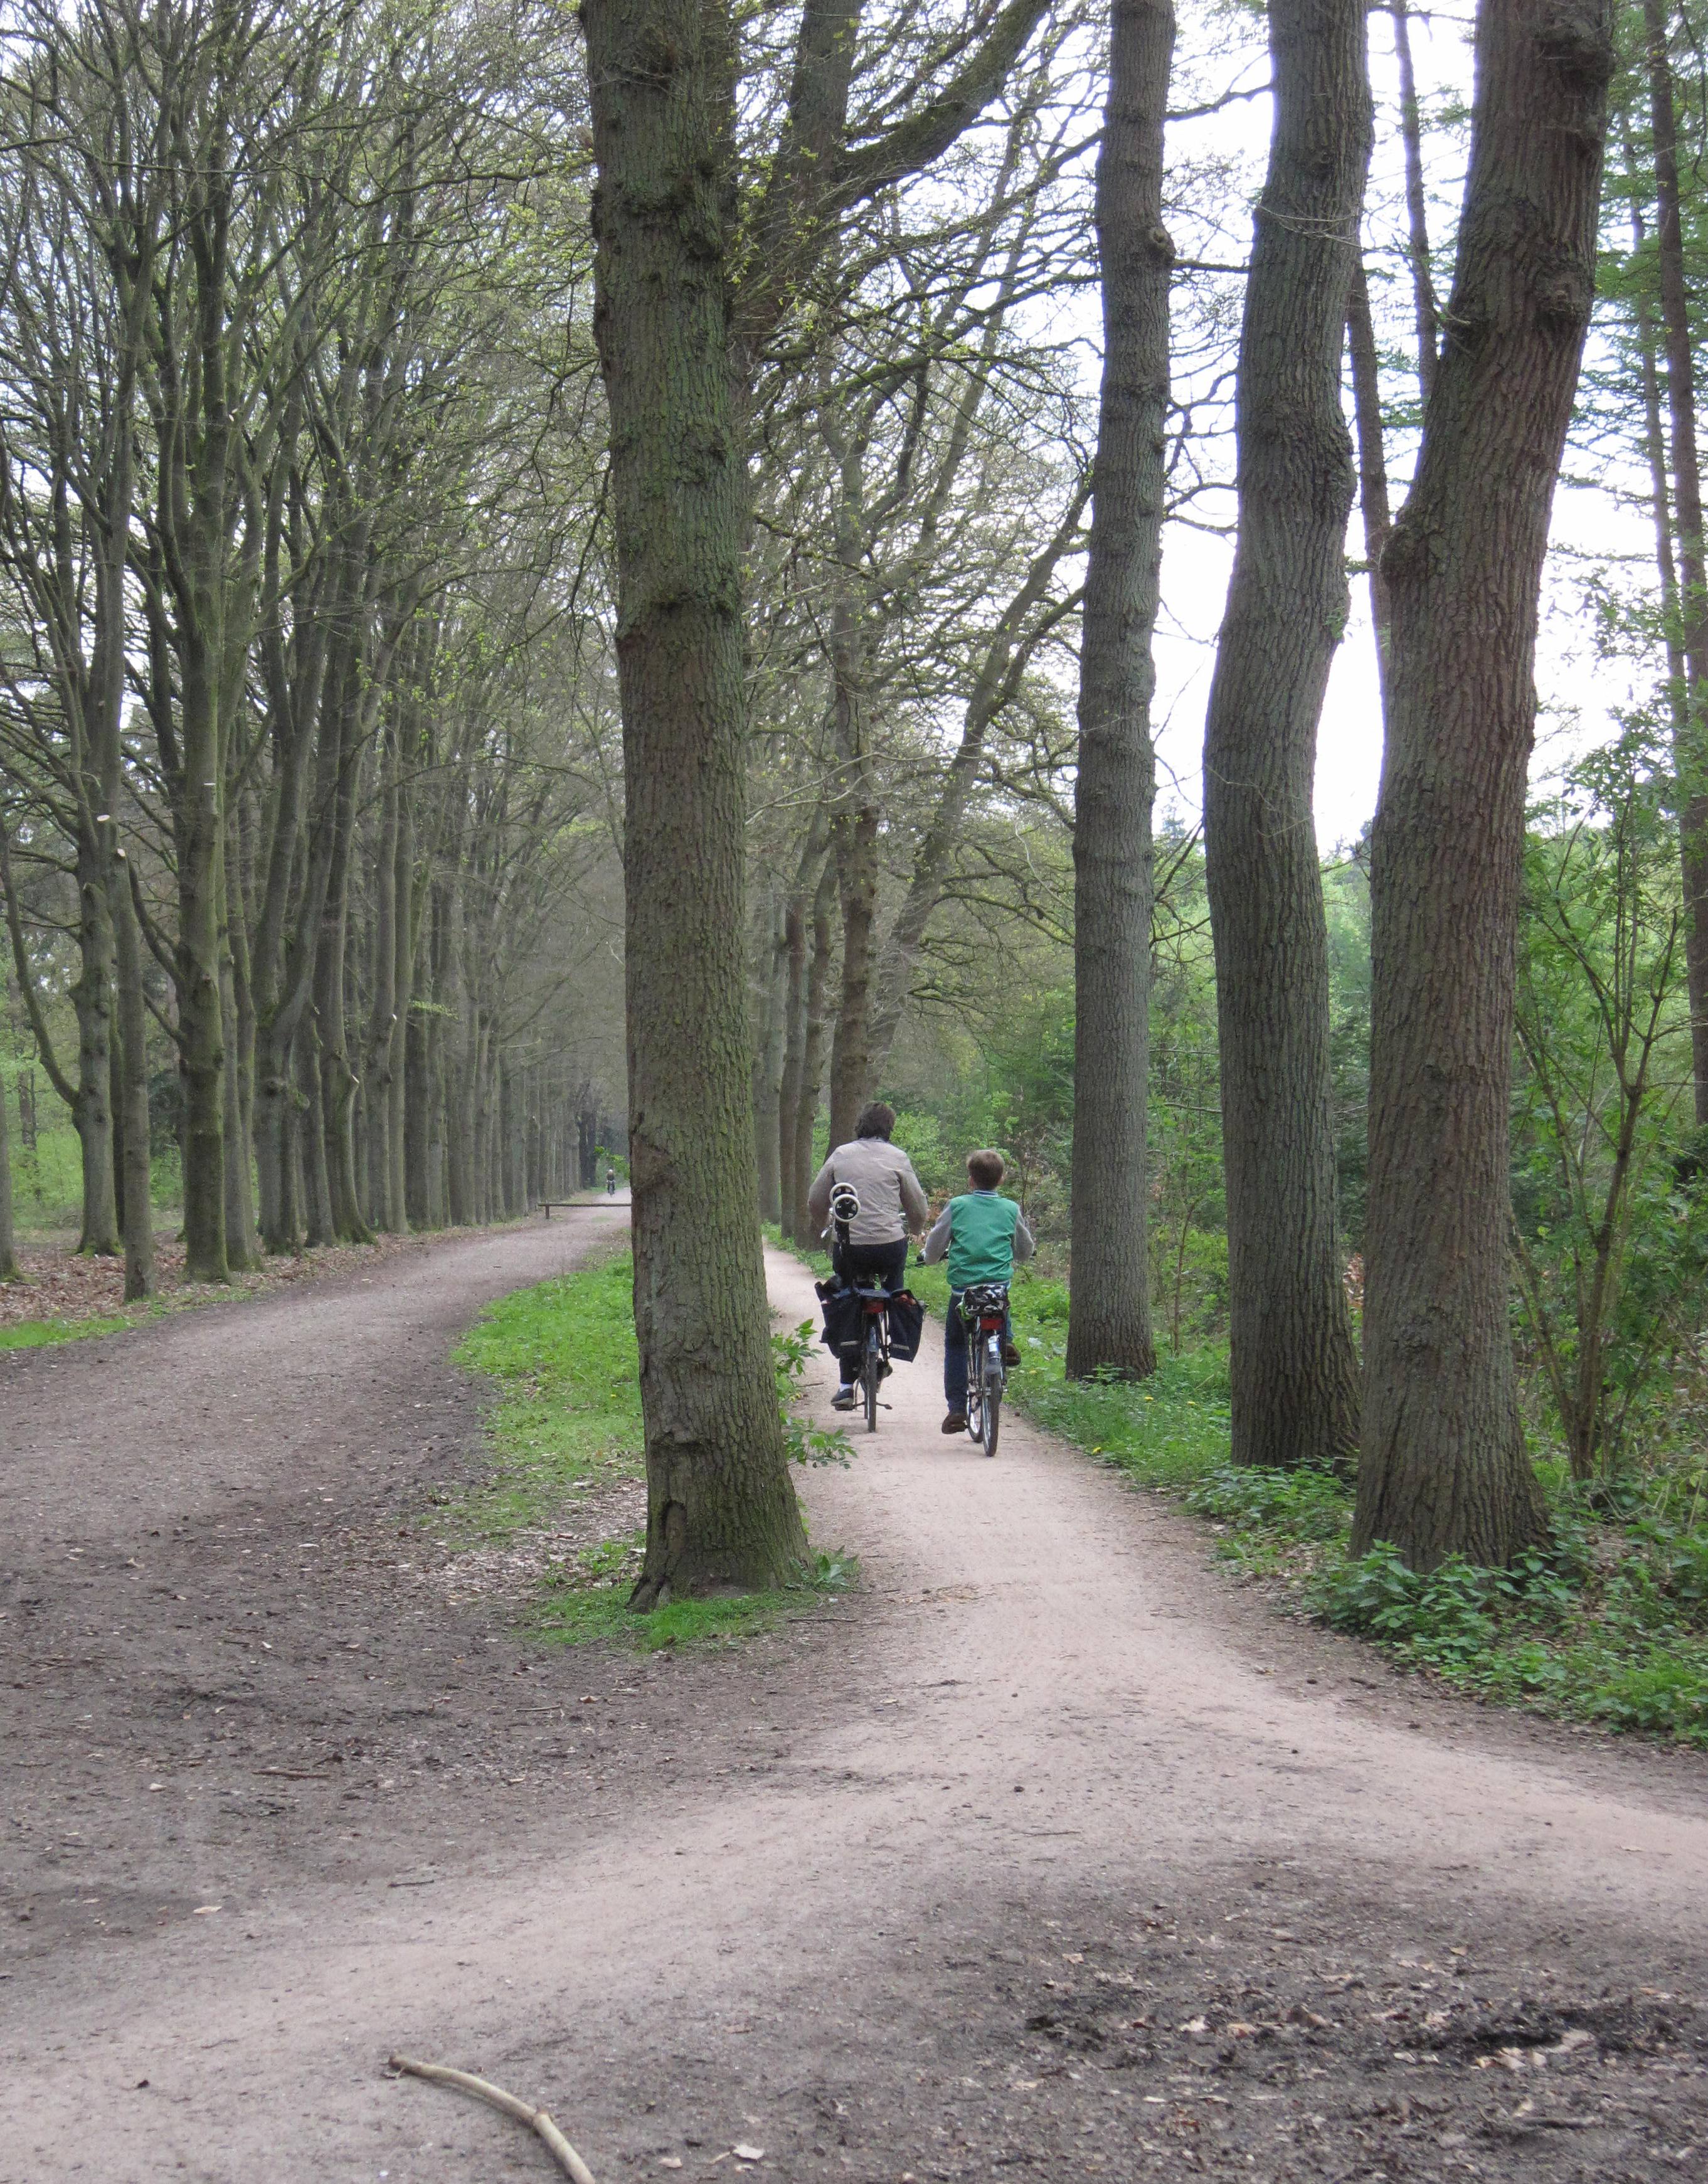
[945,1290,1012,1412]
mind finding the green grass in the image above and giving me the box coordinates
[772,1228,1708,1747]
[0,1309,138,1350]
[452,1246,857,1648]
[451,1246,644,1541]
[529,1534,857,1652]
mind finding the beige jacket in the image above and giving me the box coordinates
[807,1137,930,1245]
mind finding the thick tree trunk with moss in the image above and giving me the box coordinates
[1065,0,1174,1382]
[1201,0,1367,1470]
[1357,0,1615,1569]
[585,0,807,1600]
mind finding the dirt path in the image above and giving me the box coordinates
[4,1240,1707,2181]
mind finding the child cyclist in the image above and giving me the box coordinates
[919,1148,1034,1434]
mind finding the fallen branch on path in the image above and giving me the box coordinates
[387,2054,598,2183]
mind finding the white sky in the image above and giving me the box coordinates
[1147,4,1650,855]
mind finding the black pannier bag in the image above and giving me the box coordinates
[815,1278,862,1356]
[886,1289,925,1362]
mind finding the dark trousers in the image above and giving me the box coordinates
[945,1289,1013,1411]
[835,1239,908,1381]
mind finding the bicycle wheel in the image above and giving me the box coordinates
[962,1328,981,1441]
[863,1323,882,1433]
[981,1341,1003,1458]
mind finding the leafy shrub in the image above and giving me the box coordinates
[1588,1656,1708,1736]
[1185,1462,1347,1541]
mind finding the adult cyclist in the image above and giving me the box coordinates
[806,1101,928,1412]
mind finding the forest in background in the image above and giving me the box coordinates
[1,0,1705,1629]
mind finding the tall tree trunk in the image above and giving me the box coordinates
[111,858,156,1301]
[221,854,257,1271]
[1356,0,1615,1568]
[1064,0,1174,1381]
[777,876,812,1239]
[313,691,374,1244]
[389,778,413,1224]
[1392,0,1437,401]
[0,979,19,1281]
[751,891,788,1225]
[787,859,839,1248]
[1641,0,1708,1125]
[1346,253,1394,707]
[176,648,229,1285]
[366,761,401,1231]
[586,0,807,1598]
[300,1028,334,1248]
[70,834,120,1257]
[1201,0,1369,1469]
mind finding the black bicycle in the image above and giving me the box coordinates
[827,1180,894,1434]
[960,1281,1009,1458]
[854,1276,892,1433]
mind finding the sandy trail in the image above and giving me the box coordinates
[3,1239,1706,2181]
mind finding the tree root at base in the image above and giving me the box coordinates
[387,2054,598,2183]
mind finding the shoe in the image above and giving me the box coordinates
[942,1413,968,1434]
[879,1359,893,1380]
[831,1386,857,1412]
[1000,1340,1021,1367]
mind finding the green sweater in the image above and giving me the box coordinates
[920,1190,1035,1290]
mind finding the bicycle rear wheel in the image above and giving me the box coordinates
[981,1344,1002,1457]
[863,1325,882,1433]
[962,1328,982,1441]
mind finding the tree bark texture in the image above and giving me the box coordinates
[1346,253,1394,711]
[787,857,839,1248]
[1201,0,1368,1469]
[1357,0,1615,1568]
[0,982,18,1280]
[112,857,156,1301]
[584,0,807,1598]
[1064,0,1174,1381]
[1641,0,1708,1126]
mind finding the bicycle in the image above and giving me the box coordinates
[959,1281,1009,1458]
[826,1181,894,1434]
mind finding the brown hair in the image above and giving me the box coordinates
[855,1101,896,1140]
[967,1148,1005,1189]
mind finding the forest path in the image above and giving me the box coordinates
[4,1238,1708,2180]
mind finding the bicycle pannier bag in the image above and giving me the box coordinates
[886,1289,925,1362]
[816,1280,862,1356]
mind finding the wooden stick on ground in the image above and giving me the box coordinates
[387,2054,598,2184]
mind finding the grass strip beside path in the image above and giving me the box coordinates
[454,1248,852,1650]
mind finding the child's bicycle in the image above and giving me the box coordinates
[959,1281,1010,1457]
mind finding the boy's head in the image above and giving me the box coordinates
[966,1148,1005,1190]
[855,1101,896,1140]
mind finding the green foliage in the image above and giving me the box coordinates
[454,1249,856,1645]
[0,1310,135,1349]
[1510,729,1702,1482]
[450,1248,644,1540]
[531,1544,856,1652]
[1185,1461,1347,1541]
[772,1317,857,1466]
[964,1270,1708,1749]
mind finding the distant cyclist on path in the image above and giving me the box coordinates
[807,1102,929,1412]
